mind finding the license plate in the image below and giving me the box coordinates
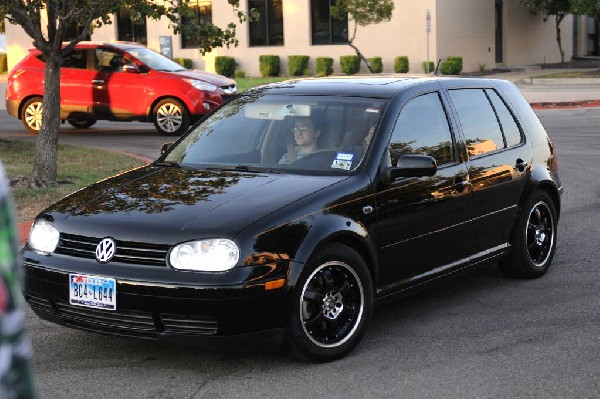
[69,274,116,310]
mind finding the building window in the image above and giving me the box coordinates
[311,0,348,45]
[181,0,212,49]
[116,7,147,45]
[249,0,284,46]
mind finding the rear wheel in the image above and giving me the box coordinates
[152,98,190,136]
[67,117,97,129]
[21,97,43,133]
[289,244,373,362]
[499,191,558,278]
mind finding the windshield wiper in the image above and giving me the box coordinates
[207,165,282,174]
[154,161,182,167]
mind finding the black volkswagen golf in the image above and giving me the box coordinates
[23,77,562,362]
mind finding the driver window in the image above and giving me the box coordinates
[390,92,455,166]
[95,49,131,72]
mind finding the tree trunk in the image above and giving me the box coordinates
[556,15,565,64]
[348,41,375,73]
[32,51,61,183]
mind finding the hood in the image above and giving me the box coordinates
[45,165,347,245]
[172,69,236,87]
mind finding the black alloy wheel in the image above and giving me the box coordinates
[500,190,558,278]
[289,244,373,362]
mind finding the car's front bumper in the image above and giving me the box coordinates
[22,256,292,349]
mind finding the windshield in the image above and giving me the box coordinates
[163,93,387,175]
[124,47,186,71]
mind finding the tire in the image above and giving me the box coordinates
[289,243,373,362]
[21,97,43,133]
[499,191,558,279]
[152,98,190,136]
[67,117,97,129]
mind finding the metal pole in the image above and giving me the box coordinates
[426,10,431,74]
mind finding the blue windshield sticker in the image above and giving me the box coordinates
[336,153,354,161]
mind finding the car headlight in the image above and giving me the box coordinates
[28,219,60,254]
[183,78,217,92]
[169,239,239,272]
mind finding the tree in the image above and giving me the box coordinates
[521,0,573,63]
[0,0,247,184]
[330,0,394,73]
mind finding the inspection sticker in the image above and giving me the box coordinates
[331,159,352,170]
[336,153,354,161]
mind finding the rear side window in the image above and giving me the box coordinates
[486,89,523,147]
[449,88,523,157]
[37,50,88,69]
[390,92,455,166]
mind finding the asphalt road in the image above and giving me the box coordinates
[2,108,599,398]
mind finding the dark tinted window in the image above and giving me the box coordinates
[390,92,455,165]
[311,0,348,45]
[37,50,88,69]
[449,89,505,157]
[249,0,284,46]
[486,89,523,148]
[181,0,212,49]
[116,7,147,45]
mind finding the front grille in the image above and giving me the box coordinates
[56,233,169,266]
[161,313,218,335]
[55,299,156,331]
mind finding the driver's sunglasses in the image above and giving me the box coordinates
[292,126,313,134]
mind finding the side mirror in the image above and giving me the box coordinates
[391,154,437,178]
[161,142,174,155]
[122,64,140,73]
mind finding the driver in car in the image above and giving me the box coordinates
[279,116,323,164]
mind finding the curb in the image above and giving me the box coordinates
[530,100,600,109]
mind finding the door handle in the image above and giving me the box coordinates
[92,79,105,87]
[515,159,528,172]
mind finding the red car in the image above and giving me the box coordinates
[5,42,238,135]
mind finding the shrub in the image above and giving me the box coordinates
[288,55,310,76]
[440,60,457,75]
[234,70,247,79]
[215,56,236,77]
[422,61,434,74]
[368,57,383,73]
[340,55,360,75]
[446,56,463,74]
[173,57,193,69]
[394,56,409,73]
[316,57,334,77]
[259,55,280,77]
[0,53,7,74]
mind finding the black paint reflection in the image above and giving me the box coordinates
[53,166,243,216]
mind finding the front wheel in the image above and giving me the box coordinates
[499,191,558,278]
[67,117,97,129]
[152,98,190,136]
[21,97,43,133]
[289,244,373,362]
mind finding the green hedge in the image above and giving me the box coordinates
[215,56,236,77]
[173,58,193,69]
[259,55,280,77]
[340,55,360,75]
[368,57,383,73]
[440,60,457,75]
[422,61,434,74]
[316,57,334,77]
[288,55,310,76]
[394,56,409,73]
[0,53,7,74]
[446,56,463,74]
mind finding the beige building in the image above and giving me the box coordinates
[5,0,598,75]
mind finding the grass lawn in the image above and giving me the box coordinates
[0,140,145,222]
[235,76,291,91]
[534,69,600,79]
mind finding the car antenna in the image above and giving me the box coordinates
[433,59,442,76]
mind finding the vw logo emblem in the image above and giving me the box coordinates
[96,238,116,263]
